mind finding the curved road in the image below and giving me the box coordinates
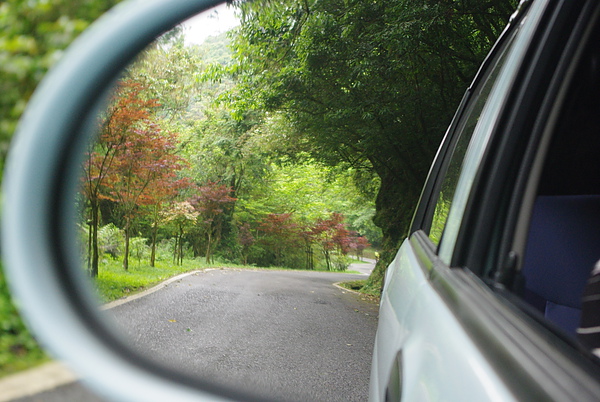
[102,268,379,401]
[7,268,378,401]
[349,257,377,275]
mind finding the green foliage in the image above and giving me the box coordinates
[98,223,124,259]
[196,32,233,66]
[129,237,150,264]
[231,0,517,278]
[0,266,48,377]
[0,0,123,170]
[95,259,203,302]
[234,161,378,269]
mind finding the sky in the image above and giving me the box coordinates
[181,3,240,46]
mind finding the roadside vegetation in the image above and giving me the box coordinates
[79,33,378,279]
[0,0,516,378]
[0,0,123,378]
[0,268,50,378]
[97,256,367,303]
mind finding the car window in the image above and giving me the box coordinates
[516,18,600,343]
[428,31,518,246]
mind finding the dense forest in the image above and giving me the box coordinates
[81,31,378,277]
[238,0,517,290]
[0,0,517,375]
[82,0,518,286]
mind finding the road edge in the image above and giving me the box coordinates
[0,361,77,402]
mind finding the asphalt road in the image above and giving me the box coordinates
[8,268,378,401]
[349,257,377,275]
[104,269,379,401]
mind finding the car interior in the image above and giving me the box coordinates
[518,21,600,347]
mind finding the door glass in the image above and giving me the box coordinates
[438,4,548,265]
[429,25,520,246]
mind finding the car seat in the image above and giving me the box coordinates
[521,195,600,335]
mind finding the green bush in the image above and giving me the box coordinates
[0,265,48,377]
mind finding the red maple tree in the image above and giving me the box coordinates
[258,213,301,267]
[190,182,237,264]
[103,123,188,271]
[311,212,353,271]
[238,223,255,265]
[82,80,160,276]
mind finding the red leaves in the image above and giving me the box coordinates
[254,211,369,270]
[311,212,351,253]
[81,79,193,272]
[238,223,255,248]
[190,182,237,222]
[258,213,296,235]
[188,182,237,264]
[84,79,188,208]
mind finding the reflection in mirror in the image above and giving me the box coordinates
[76,3,381,400]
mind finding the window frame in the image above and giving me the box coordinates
[456,0,600,282]
[410,1,533,261]
[406,0,600,398]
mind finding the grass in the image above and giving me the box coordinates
[95,257,244,302]
[94,257,363,302]
[0,266,49,378]
[338,279,381,300]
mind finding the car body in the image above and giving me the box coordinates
[370,0,600,400]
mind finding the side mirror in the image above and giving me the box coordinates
[1,1,248,400]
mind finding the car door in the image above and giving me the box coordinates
[371,0,600,400]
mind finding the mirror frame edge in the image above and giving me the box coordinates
[1,1,243,401]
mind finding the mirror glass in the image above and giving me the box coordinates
[77,3,382,401]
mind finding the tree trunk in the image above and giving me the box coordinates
[205,230,212,265]
[150,219,158,267]
[123,216,130,271]
[323,249,331,271]
[305,241,314,270]
[87,213,92,274]
[90,198,100,278]
[173,233,178,265]
[178,228,184,265]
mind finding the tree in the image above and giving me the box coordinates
[161,201,199,265]
[191,182,237,264]
[311,212,354,271]
[103,122,187,271]
[238,222,255,265]
[350,235,370,261]
[230,0,517,286]
[82,80,159,276]
[128,31,205,123]
[143,173,191,267]
[257,213,301,267]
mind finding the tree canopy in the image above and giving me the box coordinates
[229,0,517,286]
[3,0,518,283]
[76,29,376,277]
[0,0,123,169]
